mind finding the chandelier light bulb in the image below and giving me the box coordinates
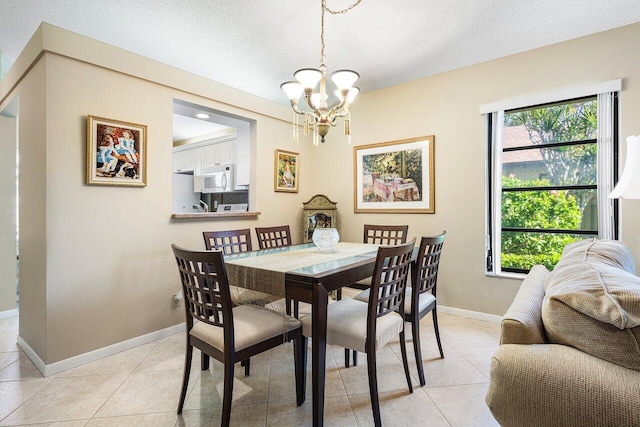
[310,93,322,109]
[281,81,304,101]
[294,68,323,90]
[331,69,359,90]
[334,86,360,104]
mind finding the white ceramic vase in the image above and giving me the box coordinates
[312,228,340,253]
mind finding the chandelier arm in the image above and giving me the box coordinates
[325,97,348,119]
[302,92,323,117]
[290,102,306,116]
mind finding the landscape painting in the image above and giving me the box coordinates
[354,136,435,213]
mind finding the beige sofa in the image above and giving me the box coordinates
[486,239,640,426]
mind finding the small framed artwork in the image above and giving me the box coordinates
[86,115,147,187]
[354,135,435,213]
[274,149,299,193]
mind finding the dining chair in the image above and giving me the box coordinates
[355,232,446,386]
[254,225,299,317]
[203,229,253,253]
[340,224,410,368]
[171,244,306,426]
[203,228,255,376]
[255,225,292,249]
[301,240,415,427]
[336,224,409,301]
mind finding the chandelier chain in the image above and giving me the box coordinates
[324,0,362,15]
[319,0,362,66]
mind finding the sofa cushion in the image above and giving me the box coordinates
[556,238,636,273]
[542,239,640,371]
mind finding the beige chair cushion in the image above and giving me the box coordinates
[542,240,640,371]
[354,287,435,315]
[500,265,549,345]
[300,299,404,353]
[355,277,372,287]
[190,305,301,352]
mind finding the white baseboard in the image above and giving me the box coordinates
[438,305,502,323]
[15,305,500,377]
[0,308,18,319]
[18,322,186,377]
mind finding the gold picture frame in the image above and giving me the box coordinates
[86,115,147,187]
[354,136,435,213]
[274,149,299,193]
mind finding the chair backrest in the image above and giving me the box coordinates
[255,225,292,249]
[363,224,409,245]
[413,231,446,297]
[171,244,234,336]
[368,239,416,322]
[203,229,253,253]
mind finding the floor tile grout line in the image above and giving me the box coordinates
[0,375,52,425]
[0,314,500,426]
[84,338,163,421]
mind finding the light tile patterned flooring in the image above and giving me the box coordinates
[0,309,500,426]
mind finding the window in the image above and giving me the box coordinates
[485,85,619,275]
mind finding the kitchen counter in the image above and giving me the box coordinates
[171,211,261,219]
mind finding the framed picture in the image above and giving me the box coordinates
[354,136,435,213]
[86,115,147,187]
[274,149,299,192]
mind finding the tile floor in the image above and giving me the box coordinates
[0,309,500,426]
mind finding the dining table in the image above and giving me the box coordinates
[224,241,380,427]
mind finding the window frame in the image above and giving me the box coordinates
[484,88,619,277]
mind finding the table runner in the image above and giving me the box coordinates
[225,242,378,298]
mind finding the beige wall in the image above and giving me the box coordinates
[0,114,17,313]
[14,58,48,358]
[3,21,640,367]
[3,24,316,365]
[315,22,640,315]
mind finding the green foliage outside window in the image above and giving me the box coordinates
[501,176,582,270]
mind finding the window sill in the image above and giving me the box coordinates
[485,271,526,280]
[171,211,261,219]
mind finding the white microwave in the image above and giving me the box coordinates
[194,164,234,193]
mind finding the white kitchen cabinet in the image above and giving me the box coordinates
[172,149,195,173]
[202,140,235,171]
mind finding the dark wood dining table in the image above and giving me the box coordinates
[224,242,379,427]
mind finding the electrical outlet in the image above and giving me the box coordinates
[172,291,183,307]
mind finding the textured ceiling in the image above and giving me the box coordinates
[1,0,640,106]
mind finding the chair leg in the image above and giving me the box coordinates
[294,333,307,406]
[366,350,382,427]
[336,288,342,300]
[433,308,444,358]
[177,343,193,413]
[411,317,426,386]
[399,330,414,393]
[242,358,251,376]
[353,350,358,366]
[201,352,209,371]
[222,356,234,427]
[344,348,350,368]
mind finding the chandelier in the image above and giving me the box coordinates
[280,0,361,145]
